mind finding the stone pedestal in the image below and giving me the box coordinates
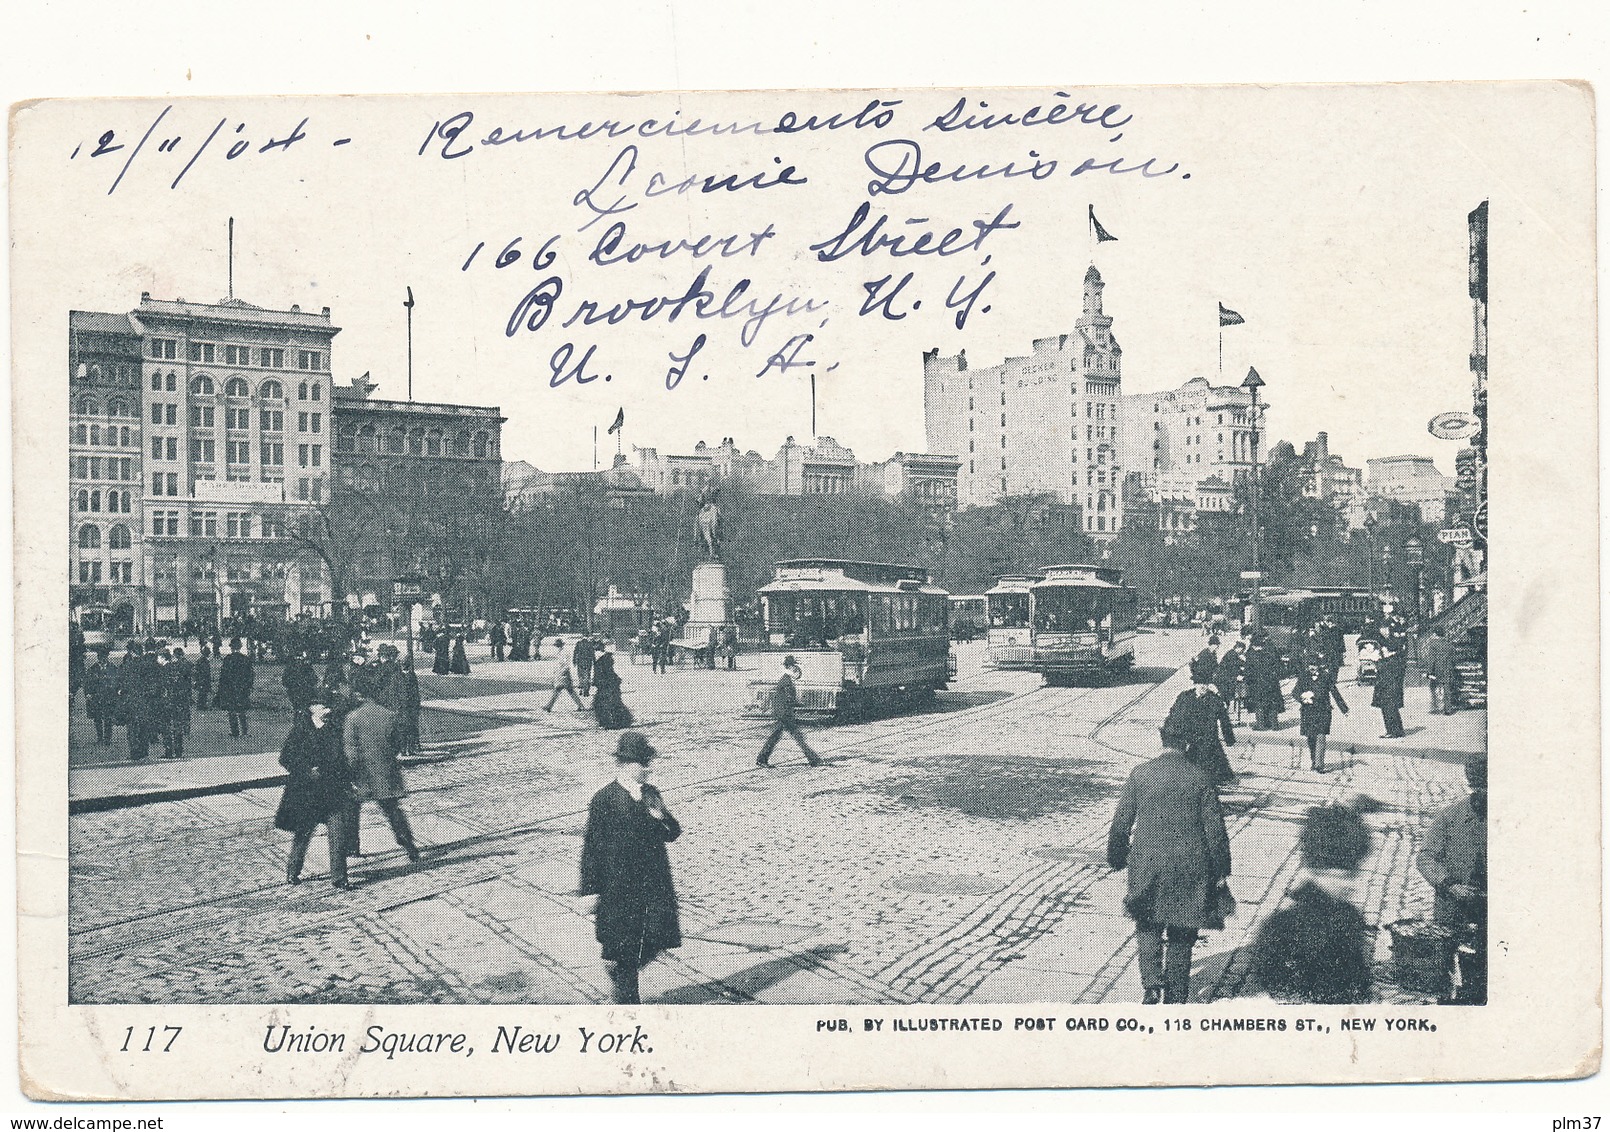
[689,562,731,625]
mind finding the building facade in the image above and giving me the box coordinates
[924,265,1123,534]
[68,312,146,630]
[630,436,960,509]
[1299,431,1367,529]
[71,293,340,631]
[330,374,505,607]
[1366,455,1454,525]
[1115,375,1266,532]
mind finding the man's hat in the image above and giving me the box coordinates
[783,655,798,668]
[614,731,656,765]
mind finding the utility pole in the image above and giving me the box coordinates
[404,287,415,402]
[1242,367,1266,631]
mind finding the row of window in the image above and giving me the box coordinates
[76,524,134,549]
[76,561,134,584]
[76,489,134,513]
[73,424,137,447]
[73,396,136,418]
[72,364,139,386]
[336,425,497,459]
[73,456,136,482]
[149,339,325,371]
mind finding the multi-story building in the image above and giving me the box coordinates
[1366,455,1454,525]
[630,436,961,509]
[923,265,1123,534]
[330,373,505,606]
[68,312,146,629]
[1115,375,1266,533]
[71,292,339,630]
[1299,432,1367,529]
[857,451,962,512]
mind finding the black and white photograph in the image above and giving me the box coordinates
[10,76,1598,1099]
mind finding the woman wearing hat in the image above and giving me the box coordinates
[590,644,633,730]
[274,694,353,889]
[579,732,682,1004]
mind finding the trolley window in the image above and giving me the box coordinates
[1033,587,1110,631]
[987,592,1030,629]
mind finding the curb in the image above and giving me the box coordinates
[70,773,289,815]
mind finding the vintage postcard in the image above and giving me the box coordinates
[10,81,1598,1098]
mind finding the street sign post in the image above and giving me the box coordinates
[1438,528,1474,545]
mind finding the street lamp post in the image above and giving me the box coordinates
[1241,367,1266,631]
[1404,535,1425,632]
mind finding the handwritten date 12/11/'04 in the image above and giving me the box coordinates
[68,105,354,195]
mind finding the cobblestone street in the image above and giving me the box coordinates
[68,630,1484,1007]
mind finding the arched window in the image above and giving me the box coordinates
[165,372,178,392]
[117,491,132,513]
[109,524,131,550]
[89,424,101,445]
[76,395,99,416]
[89,364,101,381]
[120,426,131,446]
[297,381,309,400]
[338,465,356,488]
[191,376,216,396]
[336,425,357,453]
[408,428,424,455]
[387,427,405,454]
[75,424,87,445]
[89,490,101,512]
[426,429,442,457]
[357,464,378,492]
[472,431,489,458]
[358,425,376,453]
[76,490,89,512]
[224,377,250,398]
[107,398,128,417]
[260,379,284,400]
[453,431,470,457]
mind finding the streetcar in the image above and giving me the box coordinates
[947,595,987,641]
[984,574,1041,669]
[749,559,951,717]
[1253,587,1383,673]
[1027,564,1139,685]
[73,604,121,656]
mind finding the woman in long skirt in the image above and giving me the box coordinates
[450,635,471,675]
[590,647,634,730]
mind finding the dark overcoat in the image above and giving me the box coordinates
[344,701,408,802]
[1425,635,1458,687]
[214,652,255,712]
[432,634,452,676]
[1294,667,1349,737]
[1249,882,1372,1003]
[282,658,318,712]
[84,665,115,719]
[1243,644,1285,715]
[1371,648,1407,710]
[591,654,633,729]
[274,717,353,833]
[579,781,682,965]
[1163,687,1236,782]
[1107,749,1232,929]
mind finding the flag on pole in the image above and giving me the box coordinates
[1218,303,1245,326]
[404,286,415,309]
[607,407,625,434]
[1088,205,1118,243]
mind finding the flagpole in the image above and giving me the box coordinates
[227,218,234,299]
[593,426,598,471]
[1218,326,1223,381]
[810,374,817,437]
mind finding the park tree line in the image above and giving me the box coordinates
[292,438,1455,621]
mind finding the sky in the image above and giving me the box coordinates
[13,84,1591,480]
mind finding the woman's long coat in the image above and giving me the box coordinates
[432,634,452,676]
[591,654,633,730]
[274,716,352,834]
[1295,667,1349,737]
[579,781,682,965]
[1107,749,1232,929]
[1243,644,1285,715]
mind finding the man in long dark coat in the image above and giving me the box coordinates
[1107,733,1233,1004]
[573,636,597,697]
[1162,657,1237,785]
[275,697,353,889]
[1373,637,1408,738]
[159,647,192,758]
[282,651,319,714]
[118,641,158,762]
[193,644,213,710]
[1243,632,1285,731]
[84,655,115,744]
[343,669,422,863]
[215,637,255,738]
[579,732,682,1005]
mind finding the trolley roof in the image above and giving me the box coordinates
[1034,564,1128,589]
[762,559,946,596]
[985,575,1043,596]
